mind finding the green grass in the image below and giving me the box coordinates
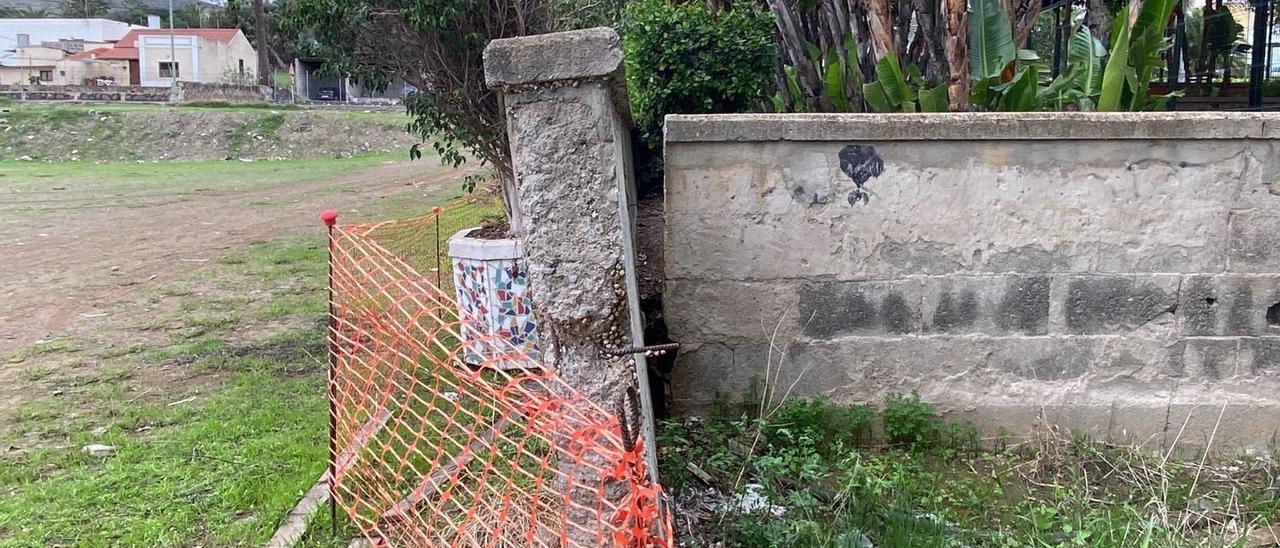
[0,368,329,547]
[1,101,407,123]
[184,100,301,111]
[0,154,399,216]
[0,184,482,546]
[660,395,1280,547]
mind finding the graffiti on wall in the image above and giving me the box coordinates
[839,144,884,205]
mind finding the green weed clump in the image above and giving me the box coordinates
[882,391,941,448]
[658,393,1280,548]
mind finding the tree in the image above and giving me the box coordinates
[13,6,53,17]
[251,0,270,84]
[283,0,577,230]
[59,0,111,18]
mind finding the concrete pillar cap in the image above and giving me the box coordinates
[483,27,623,89]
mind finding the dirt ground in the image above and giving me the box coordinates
[0,159,474,417]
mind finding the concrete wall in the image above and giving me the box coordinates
[0,84,169,101]
[0,82,263,102]
[663,112,1280,450]
[176,81,266,103]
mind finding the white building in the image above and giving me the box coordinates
[0,18,138,68]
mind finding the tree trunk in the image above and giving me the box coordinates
[863,0,898,60]
[1010,0,1042,48]
[1085,0,1112,38]
[252,0,270,85]
[941,0,969,110]
[912,0,947,79]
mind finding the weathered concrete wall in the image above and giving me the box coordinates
[0,83,266,103]
[664,112,1280,450]
[176,82,268,103]
[0,84,170,102]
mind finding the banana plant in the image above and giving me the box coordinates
[772,34,864,112]
[861,54,950,113]
[1098,0,1179,110]
[1038,26,1106,110]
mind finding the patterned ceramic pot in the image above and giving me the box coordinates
[447,228,541,368]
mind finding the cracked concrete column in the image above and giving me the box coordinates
[484,28,656,462]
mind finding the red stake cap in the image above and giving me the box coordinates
[319,209,338,227]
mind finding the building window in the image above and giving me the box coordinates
[39,70,53,82]
[238,59,244,74]
[159,61,180,78]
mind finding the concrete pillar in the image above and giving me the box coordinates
[483,29,657,468]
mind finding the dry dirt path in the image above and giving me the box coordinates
[0,160,470,358]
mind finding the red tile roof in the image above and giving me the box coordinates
[66,47,113,61]
[96,47,138,60]
[115,28,241,48]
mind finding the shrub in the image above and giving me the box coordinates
[882,391,941,448]
[620,0,776,183]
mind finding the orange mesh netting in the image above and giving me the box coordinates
[324,208,671,547]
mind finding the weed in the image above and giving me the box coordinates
[5,338,78,364]
[882,391,941,449]
[226,112,288,156]
[17,364,56,382]
[761,396,873,455]
[661,393,1279,547]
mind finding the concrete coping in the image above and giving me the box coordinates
[484,27,624,89]
[664,112,1280,142]
[447,228,523,260]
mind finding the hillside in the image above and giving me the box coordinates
[0,104,419,162]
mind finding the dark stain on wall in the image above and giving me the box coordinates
[1225,283,1256,335]
[1064,277,1177,333]
[996,276,1051,334]
[839,144,884,205]
[1180,276,1219,335]
[799,282,881,337]
[880,293,912,333]
[930,290,978,332]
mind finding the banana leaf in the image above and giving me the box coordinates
[918,86,950,112]
[1000,67,1038,111]
[968,0,1017,81]
[874,53,913,111]
[825,54,850,111]
[862,81,894,112]
[1098,5,1131,111]
[1068,27,1106,99]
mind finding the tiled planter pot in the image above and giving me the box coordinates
[448,228,541,368]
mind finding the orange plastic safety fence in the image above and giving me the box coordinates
[326,210,671,547]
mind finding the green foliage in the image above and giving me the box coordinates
[1098,0,1177,110]
[968,0,1017,82]
[761,396,873,455]
[620,0,777,153]
[271,70,295,90]
[283,0,553,200]
[58,0,110,17]
[882,391,941,448]
[773,35,863,112]
[861,54,949,113]
[658,392,1280,547]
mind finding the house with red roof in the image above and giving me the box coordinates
[100,28,257,86]
[0,44,130,86]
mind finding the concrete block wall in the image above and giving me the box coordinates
[0,84,170,102]
[662,113,1280,450]
[0,83,267,103]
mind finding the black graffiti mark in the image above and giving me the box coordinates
[839,144,884,205]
